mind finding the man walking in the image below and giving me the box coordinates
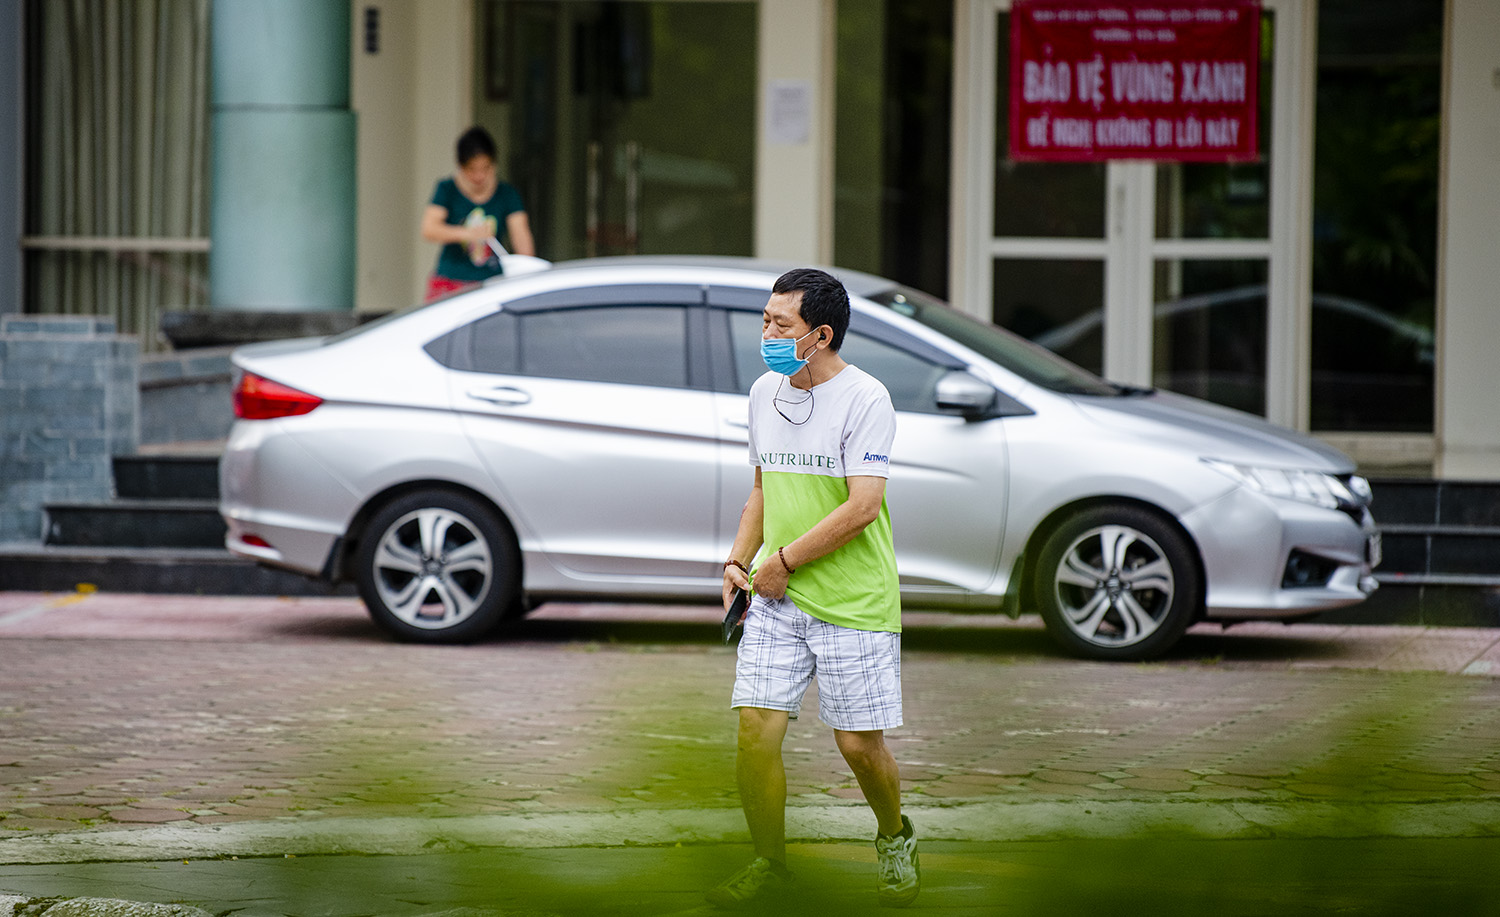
[708,268,919,909]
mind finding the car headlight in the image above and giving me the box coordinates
[1203,459,1365,510]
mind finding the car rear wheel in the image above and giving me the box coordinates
[1034,504,1201,661]
[354,490,519,643]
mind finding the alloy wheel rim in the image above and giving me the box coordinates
[372,507,493,629]
[1053,524,1175,647]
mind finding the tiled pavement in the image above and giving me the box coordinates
[2,591,1500,850]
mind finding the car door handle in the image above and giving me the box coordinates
[467,386,532,406]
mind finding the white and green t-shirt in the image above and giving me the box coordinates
[748,365,901,632]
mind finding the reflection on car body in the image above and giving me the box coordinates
[220,257,1380,660]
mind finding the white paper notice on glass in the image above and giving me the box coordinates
[767,79,811,145]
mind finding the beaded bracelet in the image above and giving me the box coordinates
[724,559,749,576]
[778,547,796,575]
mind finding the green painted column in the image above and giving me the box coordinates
[210,0,355,312]
[0,0,20,316]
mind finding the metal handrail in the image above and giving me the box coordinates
[21,236,211,253]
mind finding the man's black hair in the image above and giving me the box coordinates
[456,125,498,165]
[773,268,850,352]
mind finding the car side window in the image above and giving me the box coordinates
[469,311,519,374]
[469,305,689,388]
[724,310,949,414]
[724,310,767,394]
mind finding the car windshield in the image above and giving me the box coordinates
[867,285,1121,396]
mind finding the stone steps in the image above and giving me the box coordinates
[114,451,224,501]
[0,544,352,596]
[1368,477,1500,586]
[41,455,225,550]
[0,453,348,596]
[43,499,226,550]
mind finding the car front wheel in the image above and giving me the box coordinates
[1033,504,1201,661]
[354,490,520,643]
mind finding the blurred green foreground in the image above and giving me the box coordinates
[4,835,1500,916]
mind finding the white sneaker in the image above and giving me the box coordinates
[706,856,791,909]
[875,815,921,907]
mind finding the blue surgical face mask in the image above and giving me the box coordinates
[761,328,819,376]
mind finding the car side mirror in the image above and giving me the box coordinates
[935,371,1033,420]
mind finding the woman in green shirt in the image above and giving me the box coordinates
[420,125,535,301]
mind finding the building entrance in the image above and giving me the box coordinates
[956,0,1298,424]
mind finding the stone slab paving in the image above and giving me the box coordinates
[2,592,1499,854]
[4,593,1500,914]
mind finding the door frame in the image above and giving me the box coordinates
[949,0,1316,430]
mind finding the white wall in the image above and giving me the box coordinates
[1435,0,1500,479]
[755,0,835,264]
[353,0,473,312]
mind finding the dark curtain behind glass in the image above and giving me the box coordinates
[835,0,953,300]
[1311,0,1441,432]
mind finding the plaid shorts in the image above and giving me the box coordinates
[731,594,902,732]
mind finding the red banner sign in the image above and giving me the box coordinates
[1010,0,1261,162]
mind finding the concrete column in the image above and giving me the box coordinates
[0,0,20,316]
[353,1,418,313]
[352,0,473,312]
[210,0,356,312]
[1434,0,1500,479]
[755,0,836,264]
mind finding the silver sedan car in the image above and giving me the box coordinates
[220,257,1380,660]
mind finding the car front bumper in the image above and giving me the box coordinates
[1182,486,1378,620]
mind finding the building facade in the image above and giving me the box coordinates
[6,0,1500,478]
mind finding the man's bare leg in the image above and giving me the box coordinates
[737,707,791,863]
[834,728,904,836]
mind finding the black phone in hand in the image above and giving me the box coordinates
[722,589,749,643]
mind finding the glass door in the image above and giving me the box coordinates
[989,7,1109,376]
[956,0,1304,426]
[503,1,757,262]
[1149,8,1276,418]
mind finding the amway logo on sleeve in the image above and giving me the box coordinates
[861,452,889,466]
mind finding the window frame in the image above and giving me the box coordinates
[424,283,714,391]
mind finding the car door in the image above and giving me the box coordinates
[441,284,721,586]
[707,287,1011,600]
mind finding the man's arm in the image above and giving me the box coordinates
[751,474,886,601]
[723,468,765,610]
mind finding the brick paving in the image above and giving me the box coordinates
[2,592,1499,838]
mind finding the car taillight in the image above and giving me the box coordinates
[234,372,323,420]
